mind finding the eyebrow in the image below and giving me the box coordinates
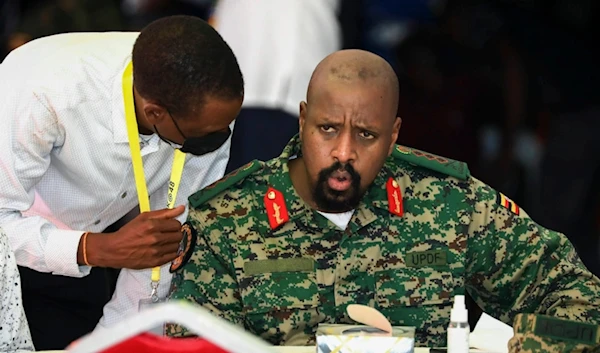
[317,116,344,126]
[318,114,381,129]
[352,120,379,132]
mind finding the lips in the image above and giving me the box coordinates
[327,170,353,191]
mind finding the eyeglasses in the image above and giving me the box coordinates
[160,109,232,156]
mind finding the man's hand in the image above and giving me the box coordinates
[79,205,186,269]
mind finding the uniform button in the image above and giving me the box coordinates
[93,220,101,225]
[121,192,127,198]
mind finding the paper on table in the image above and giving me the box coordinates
[469,313,514,353]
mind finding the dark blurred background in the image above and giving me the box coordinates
[2,0,598,276]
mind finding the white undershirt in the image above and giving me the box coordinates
[317,210,355,230]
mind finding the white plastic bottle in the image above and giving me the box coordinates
[447,294,470,353]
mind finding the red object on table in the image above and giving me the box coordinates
[100,333,231,353]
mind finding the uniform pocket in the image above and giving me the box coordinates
[240,270,319,314]
[375,267,454,308]
[238,270,321,345]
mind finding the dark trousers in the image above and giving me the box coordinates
[19,266,120,350]
[537,108,600,277]
[226,107,299,174]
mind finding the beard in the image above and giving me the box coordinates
[313,161,362,213]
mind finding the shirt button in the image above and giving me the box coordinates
[93,220,101,225]
[121,192,127,198]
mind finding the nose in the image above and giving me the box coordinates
[331,132,357,165]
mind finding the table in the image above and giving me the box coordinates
[40,314,513,353]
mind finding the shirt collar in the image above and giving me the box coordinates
[262,135,403,233]
[111,57,133,144]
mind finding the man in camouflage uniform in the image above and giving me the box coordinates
[166,49,600,351]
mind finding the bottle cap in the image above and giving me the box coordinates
[450,295,468,323]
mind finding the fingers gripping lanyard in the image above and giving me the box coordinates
[122,62,186,303]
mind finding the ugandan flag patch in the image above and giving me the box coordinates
[496,192,520,215]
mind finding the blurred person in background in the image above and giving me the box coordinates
[211,0,342,173]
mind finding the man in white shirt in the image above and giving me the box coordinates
[0,228,34,353]
[0,15,243,349]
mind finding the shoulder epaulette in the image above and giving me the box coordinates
[392,145,470,180]
[189,160,263,208]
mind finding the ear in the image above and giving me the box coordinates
[143,102,169,125]
[299,101,307,139]
[388,117,402,156]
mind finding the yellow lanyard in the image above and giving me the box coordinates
[122,61,186,290]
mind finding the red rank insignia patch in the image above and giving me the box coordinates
[264,187,289,229]
[386,177,404,217]
[496,192,520,215]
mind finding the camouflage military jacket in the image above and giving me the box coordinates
[167,135,600,348]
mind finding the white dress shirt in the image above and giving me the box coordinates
[0,32,231,327]
[0,228,34,353]
[212,0,341,116]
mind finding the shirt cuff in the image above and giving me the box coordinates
[44,229,91,277]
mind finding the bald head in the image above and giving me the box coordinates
[307,49,399,110]
[294,50,402,214]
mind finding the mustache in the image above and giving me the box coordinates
[318,161,360,181]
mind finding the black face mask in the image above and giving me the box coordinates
[179,128,231,156]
